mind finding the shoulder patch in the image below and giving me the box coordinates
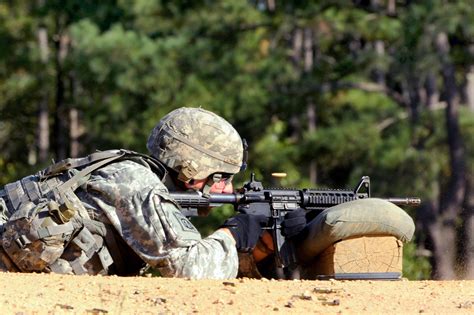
[173,211,198,233]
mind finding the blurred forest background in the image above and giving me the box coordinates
[0,0,473,280]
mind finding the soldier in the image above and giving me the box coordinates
[0,107,277,279]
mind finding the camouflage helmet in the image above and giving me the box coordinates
[147,107,245,182]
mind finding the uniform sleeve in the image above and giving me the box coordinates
[84,160,238,279]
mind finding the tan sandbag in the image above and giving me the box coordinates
[297,198,415,264]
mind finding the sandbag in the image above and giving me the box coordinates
[297,198,415,264]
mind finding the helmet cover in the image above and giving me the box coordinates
[147,107,244,182]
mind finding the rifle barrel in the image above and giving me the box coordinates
[384,197,421,206]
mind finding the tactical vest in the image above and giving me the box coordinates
[0,149,167,275]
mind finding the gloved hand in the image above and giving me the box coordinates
[281,209,307,239]
[220,214,267,252]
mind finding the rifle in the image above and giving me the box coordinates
[171,174,420,279]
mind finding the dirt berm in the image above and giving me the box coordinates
[0,272,473,314]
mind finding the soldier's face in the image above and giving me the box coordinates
[184,177,234,193]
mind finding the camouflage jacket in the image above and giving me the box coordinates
[75,159,239,279]
[0,157,238,279]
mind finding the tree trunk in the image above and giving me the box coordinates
[416,178,439,277]
[288,28,303,142]
[466,65,474,111]
[265,0,275,12]
[430,32,466,279]
[303,28,313,73]
[406,73,421,124]
[37,23,49,163]
[68,70,85,158]
[462,56,474,278]
[387,0,396,16]
[429,218,458,279]
[373,40,386,86]
[292,28,303,69]
[37,27,49,163]
[303,27,317,185]
[424,72,439,108]
[462,174,474,279]
[69,108,81,158]
[53,17,70,161]
[307,103,317,184]
[437,32,466,212]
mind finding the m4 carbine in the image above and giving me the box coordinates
[171,174,420,279]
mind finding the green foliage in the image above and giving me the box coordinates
[403,240,432,280]
[250,119,301,186]
[190,205,235,237]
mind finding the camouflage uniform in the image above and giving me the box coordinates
[0,156,238,279]
[75,159,238,279]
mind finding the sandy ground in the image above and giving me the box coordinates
[0,273,473,314]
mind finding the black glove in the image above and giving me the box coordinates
[221,214,267,252]
[281,209,307,239]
